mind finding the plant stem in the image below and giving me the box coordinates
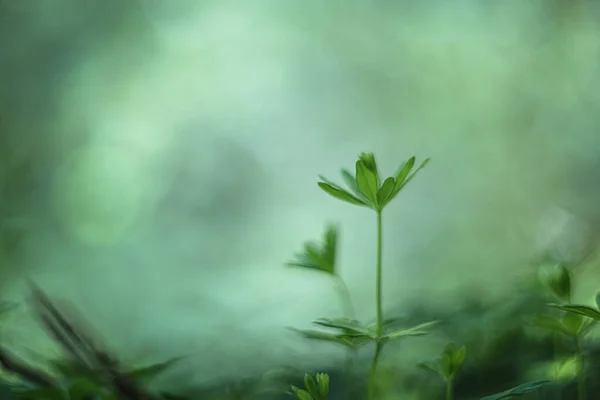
[368,341,383,400]
[369,210,384,400]
[375,210,383,337]
[334,275,355,320]
[334,276,357,391]
[446,378,453,400]
[575,338,585,400]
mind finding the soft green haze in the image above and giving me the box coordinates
[1,0,599,393]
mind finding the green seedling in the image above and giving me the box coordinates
[288,373,329,400]
[287,224,359,386]
[538,263,571,303]
[537,264,599,400]
[545,292,600,400]
[418,343,466,400]
[479,380,551,400]
[287,224,355,324]
[298,152,435,399]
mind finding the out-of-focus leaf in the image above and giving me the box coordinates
[366,316,405,333]
[14,387,68,400]
[553,356,582,381]
[289,385,313,400]
[538,264,571,301]
[561,313,585,337]
[440,344,454,381]
[581,318,598,336]
[0,301,18,316]
[290,328,372,349]
[548,304,600,320]
[479,380,551,400]
[303,374,319,400]
[287,226,338,276]
[0,382,19,400]
[417,360,440,375]
[290,329,344,343]
[440,343,466,381]
[126,356,185,382]
[68,379,100,400]
[49,359,99,386]
[312,318,374,337]
[321,226,337,271]
[382,320,439,340]
[453,345,467,368]
[315,373,329,398]
[532,315,573,337]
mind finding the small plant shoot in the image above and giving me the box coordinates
[537,263,600,400]
[294,152,436,400]
[419,343,467,400]
[288,373,330,400]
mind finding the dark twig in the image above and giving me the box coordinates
[0,346,56,387]
[27,280,163,400]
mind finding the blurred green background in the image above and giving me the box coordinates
[1,0,600,396]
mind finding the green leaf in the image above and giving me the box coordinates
[358,152,379,181]
[454,345,467,367]
[387,157,429,204]
[303,374,319,399]
[479,380,551,400]
[532,315,573,337]
[0,301,18,316]
[290,328,345,343]
[355,160,379,205]
[376,177,396,207]
[68,379,100,400]
[289,328,372,349]
[553,356,582,381]
[312,318,374,337]
[304,242,323,263]
[321,225,338,273]
[417,360,440,376]
[340,169,363,199]
[441,347,454,381]
[548,304,600,320]
[539,264,571,301]
[287,224,338,275]
[317,182,367,206]
[561,313,585,337]
[287,253,328,274]
[14,387,69,400]
[581,318,598,336]
[394,157,415,184]
[289,385,314,400]
[366,316,406,333]
[383,320,439,340]
[50,359,87,380]
[315,373,329,397]
[126,356,185,382]
[440,343,466,380]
